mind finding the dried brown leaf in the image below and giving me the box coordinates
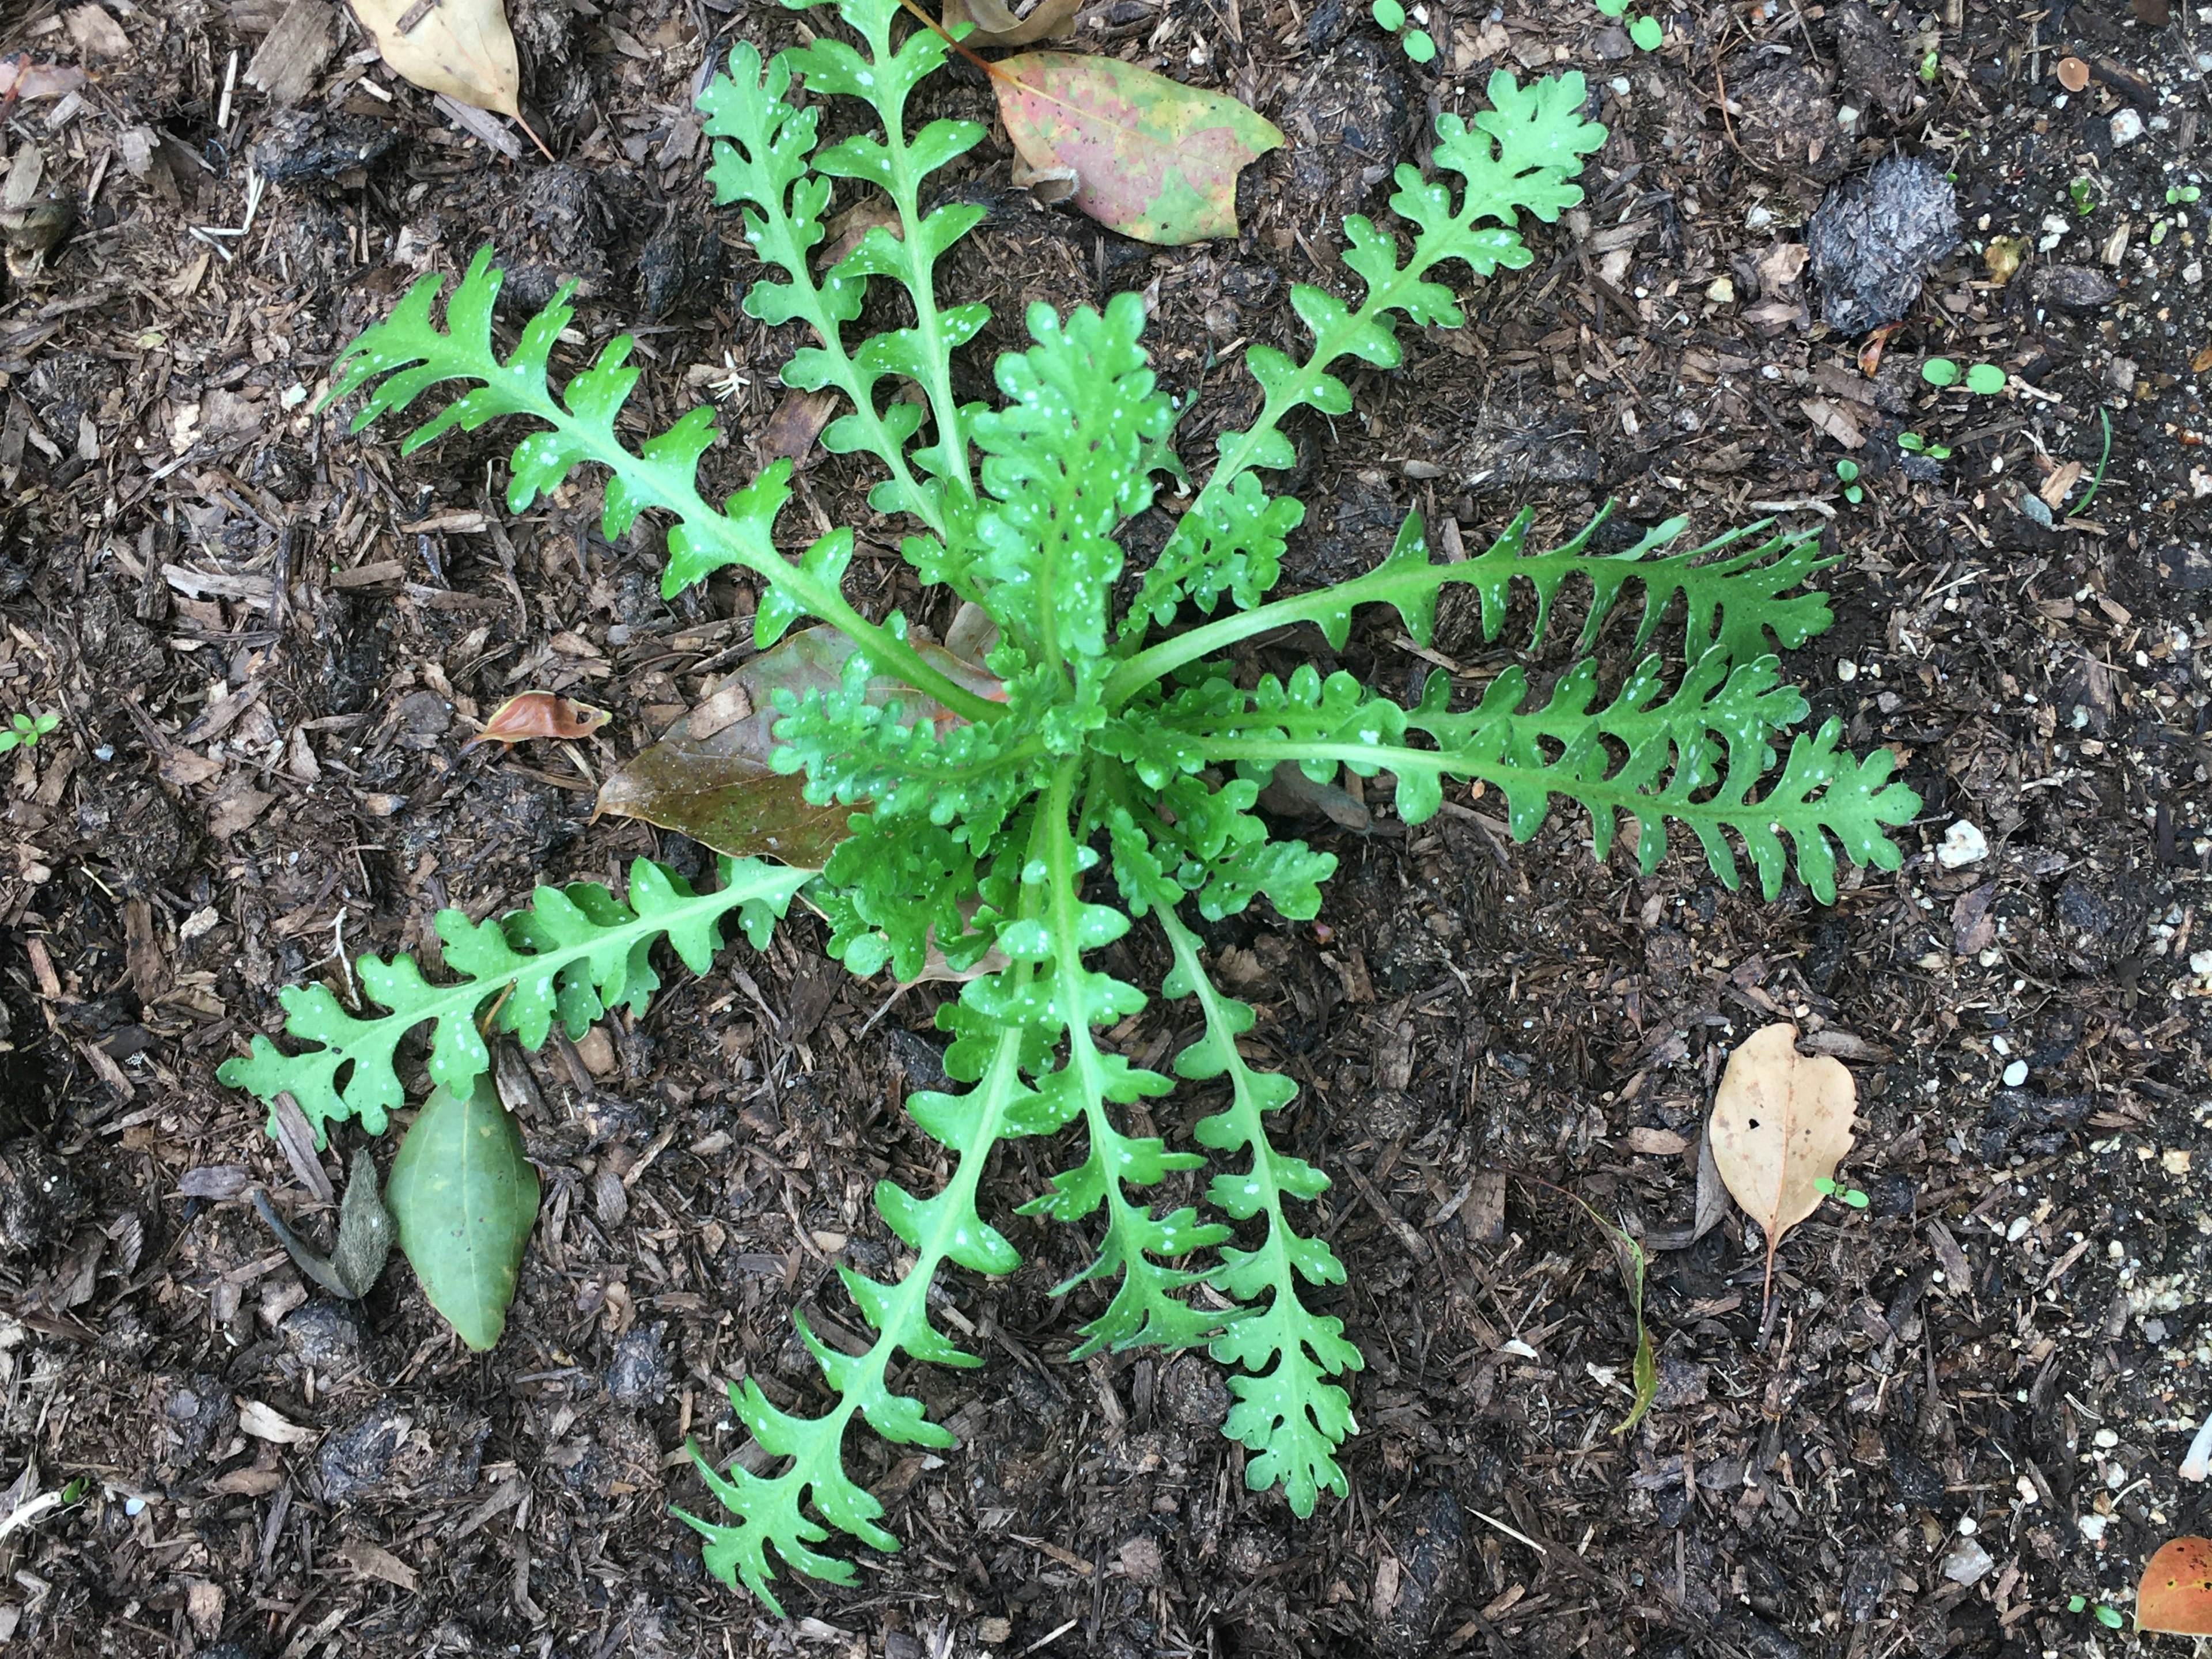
[944,0,1079,47]
[468,690,610,748]
[1707,1023,1858,1307]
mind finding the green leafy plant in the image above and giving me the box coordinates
[1896,431,1951,461]
[222,0,1918,1616]
[0,710,58,753]
[2069,176,2096,217]
[2068,1595,2126,1630]
[1834,458,1863,504]
[1918,48,1940,84]
[2167,184,2200,206]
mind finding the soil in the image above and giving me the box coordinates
[2,1,2210,1657]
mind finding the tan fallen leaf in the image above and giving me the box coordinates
[944,0,1079,47]
[347,0,550,156]
[237,1398,317,1444]
[1707,1023,1857,1309]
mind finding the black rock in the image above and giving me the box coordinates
[280,1301,370,1371]
[1975,1089,2093,1164]
[2033,263,2121,310]
[604,1322,672,1407]
[253,109,400,184]
[1843,1547,1893,1620]
[1806,156,1962,334]
[318,1406,409,1501]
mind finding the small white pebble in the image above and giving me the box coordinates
[1836,660,1858,683]
[2003,1060,2029,1088]
[2094,1428,2120,1449]
[2109,108,2145,146]
[1937,820,1990,869]
[2191,949,2212,976]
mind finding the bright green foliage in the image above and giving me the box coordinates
[218,858,807,1142]
[0,710,58,753]
[238,0,1923,1619]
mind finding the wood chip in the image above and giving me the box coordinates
[244,1,336,104]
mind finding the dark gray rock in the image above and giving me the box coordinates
[1807,156,1961,334]
[605,1322,672,1407]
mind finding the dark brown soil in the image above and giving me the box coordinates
[3,2,2209,1656]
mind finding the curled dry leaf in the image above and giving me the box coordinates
[943,0,1080,47]
[0,56,90,104]
[991,52,1285,244]
[468,690,610,747]
[1707,1023,1858,1309]
[2138,1537,2212,1634]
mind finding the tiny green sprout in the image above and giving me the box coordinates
[1896,431,1952,461]
[1813,1176,1870,1209]
[1834,459,1863,504]
[1918,49,1940,83]
[1964,362,2006,396]
[2069,1596,2087,1613]
[1630,15,1664,50]
[2168,184,2201,205]
[2094,1605,2123,1630]
[1403,27,1436,62]
[1371,0,1405,28]
[0,710,60,754]
[59,1476,88,1505]
[1922,357,1961,387]
[1596,0,1630,13]
[2068,177,2095,217]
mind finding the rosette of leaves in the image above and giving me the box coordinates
[228,0,1919,1615]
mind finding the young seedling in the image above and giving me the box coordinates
[2168,184,2202,205]
[1812,1175,1870,1209]
[0,710,58,753]
[222,0,1919,1615]
[1835,459,1863,503]
[1922,359,2006,395]
[2067,1596,2125,1630]
[1918,48,1940,84]
[1369,0,1437,63]
[2068,176,2096,217]
[1896,431,1951,461]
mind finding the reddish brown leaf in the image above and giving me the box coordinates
[469,691,611,748]
[2139,1537,2212,1633]
[991,52,1283,244]
[595,626,1003,868]
[943,0,1079,47]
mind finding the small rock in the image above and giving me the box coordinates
[1942,1537,1994,1585]
[605,1322,672,1407]
[1118,1536,1164,1586]
[2109,108,2145,146]
[1936,820,1989,869]
[2002,1059,2028,1087]
[1806,155,1961,334]
[2033,263,2121,310]
[1652,1354,1709,1410]
[317,1406,411,1501]
[280,1301,370,1370]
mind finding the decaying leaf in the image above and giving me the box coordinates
[2138,1537,2212,1634]
[468,690,610,748]
[943,0,1079,47]
[758,387,843,464]
[1707,1023,1858,1308]
[0,56,90,104]
[596,624,1002,868]
[991,52,1283,244]
[347,0,544,151]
